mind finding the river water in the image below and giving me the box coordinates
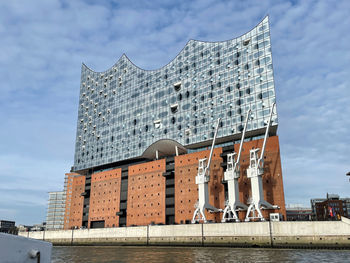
[52,246,350,263]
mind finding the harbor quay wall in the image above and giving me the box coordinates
[20,218,350,248]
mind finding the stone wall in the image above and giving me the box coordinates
[20,218,350,248]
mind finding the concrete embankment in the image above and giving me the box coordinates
[19,217,350,249]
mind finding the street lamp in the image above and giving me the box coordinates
[347,172,350,182]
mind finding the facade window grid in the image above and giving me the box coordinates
[46,191,66,230]
[74,18,275,171]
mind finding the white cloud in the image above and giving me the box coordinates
[0,0,349,224]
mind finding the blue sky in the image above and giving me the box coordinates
[0,0,349,225]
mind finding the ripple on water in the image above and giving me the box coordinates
[51,246,350,263]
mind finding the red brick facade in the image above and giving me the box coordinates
[127,159,166,226]
[64,173,85,229]
[236,135,286,220]
[88,168,122,228]
[315,200,347,221]
[174,147,225,223]
[64,136,286,227]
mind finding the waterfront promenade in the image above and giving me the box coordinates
[20,217,350,249]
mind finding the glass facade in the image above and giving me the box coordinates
[73,16,277,172]
[46,191,66,230]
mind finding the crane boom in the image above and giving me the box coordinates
[192,117,222,223]
[234,109,251,170]
[206,118,221,171]
[258,103,275,168]
[222,109,251,222]
[245,102,279,222]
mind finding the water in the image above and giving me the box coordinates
[52,246,350,263]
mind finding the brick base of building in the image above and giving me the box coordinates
[64,136,286,229]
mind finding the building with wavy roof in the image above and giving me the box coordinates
[63,16,286,229]
[74,16,277,173]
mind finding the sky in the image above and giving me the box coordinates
[0,0,349,225]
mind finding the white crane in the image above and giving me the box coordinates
[221,109,251,222]
[245,102,279,222]
[192,118,222,223]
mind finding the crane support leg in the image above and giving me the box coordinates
[222,177,247,222]
[222,109,251,223]
[245,103,279,222]
[192,118,222,224]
